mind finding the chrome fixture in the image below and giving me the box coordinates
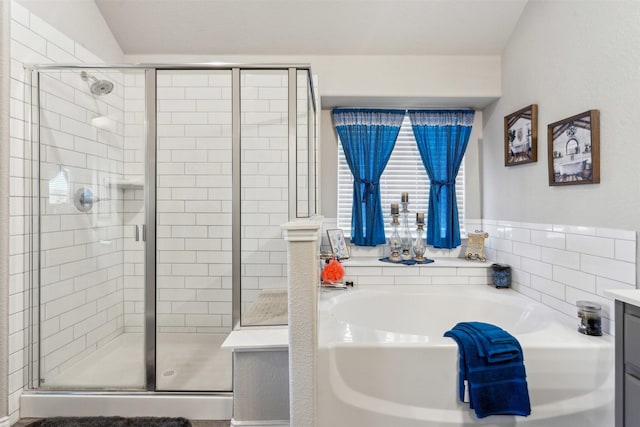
[73,187,97,212]
[80,70,114,96]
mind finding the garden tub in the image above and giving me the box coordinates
[317,285,613,427]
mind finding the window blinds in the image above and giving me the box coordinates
[337,116,465,237]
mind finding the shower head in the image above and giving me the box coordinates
[80,71,114,96]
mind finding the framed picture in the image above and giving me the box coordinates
[547,110,600,186]
[327,229,350,260]
[504,104,538,166]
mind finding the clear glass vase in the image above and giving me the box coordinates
[388,214,402,262]
[400,201,412,260]
[413,222,426,261]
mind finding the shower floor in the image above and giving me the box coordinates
[43,333,232,391]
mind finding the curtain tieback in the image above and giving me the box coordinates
[355,178,378,201]
[433,180,455,201]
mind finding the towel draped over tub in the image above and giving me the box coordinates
[444,321,531,418]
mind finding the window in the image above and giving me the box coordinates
[337,116,465,238]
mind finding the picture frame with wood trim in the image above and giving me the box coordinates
[547,110,600,186]
[504,104,538,166]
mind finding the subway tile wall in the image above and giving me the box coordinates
[121,71,146,331]
[342,263,491,286]
[154,70,233,333]
[240,71,290,322]
[482,219,637,334]
[9,31,311,421]
[9,1,110,422]
[27,62,128,379]
[296,71,311,217]
[9,24,311,420]
[326,217,636,334]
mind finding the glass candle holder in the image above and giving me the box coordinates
[577,301,602,336]
[413,215,426,261]
[400,200,412,260]
[388,213,402,262]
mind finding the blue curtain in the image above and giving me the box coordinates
[333,108,405,246]
[408,110,475,249]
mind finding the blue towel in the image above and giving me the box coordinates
[454,322,522,363]
[444,322,531,419]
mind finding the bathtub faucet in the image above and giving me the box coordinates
[320,281,353,291]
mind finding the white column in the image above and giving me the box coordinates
[281,219,321,427]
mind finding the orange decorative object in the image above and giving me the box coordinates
[322,259,345,282]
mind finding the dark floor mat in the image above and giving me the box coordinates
[28,417,192,427]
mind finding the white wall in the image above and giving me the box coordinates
[319,110,337,217]
[125,54,502,103]
[481,0,640,287]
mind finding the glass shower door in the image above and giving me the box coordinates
[35,68,147,389]
[154,70,233,391]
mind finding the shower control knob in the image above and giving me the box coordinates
[74,186,95,212]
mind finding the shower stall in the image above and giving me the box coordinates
[23,64,316,412]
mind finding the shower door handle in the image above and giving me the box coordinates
[135,224,146,242]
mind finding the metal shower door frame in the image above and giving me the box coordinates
[26,63,317,392]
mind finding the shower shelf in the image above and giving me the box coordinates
[108,177,144,190]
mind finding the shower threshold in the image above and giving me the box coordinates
[20,392,232,420]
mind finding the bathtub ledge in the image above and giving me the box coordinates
[221,327,288,351]
[342,257,493,268]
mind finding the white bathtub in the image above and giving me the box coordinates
[318,285,614,427]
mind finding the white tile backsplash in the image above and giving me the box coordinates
[511,227,531,243]
[595,276,634,295]
[485,219,636,334]
[552,265,596,293]
[491,237,513,253]
[512,241,541,260]
[566,234,614,258]
[615,239,636,263]
[530,275,565,300]
[540,247,580,270]
[596,227,636,240]
[580,254,635,285]
[530,230,566,249]
[521,258,552,279]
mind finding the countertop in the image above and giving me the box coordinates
[604,289,640,308]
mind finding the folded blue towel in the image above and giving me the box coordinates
[444,322,531,419]
[455,322,522,363]
[461,321,520,344]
